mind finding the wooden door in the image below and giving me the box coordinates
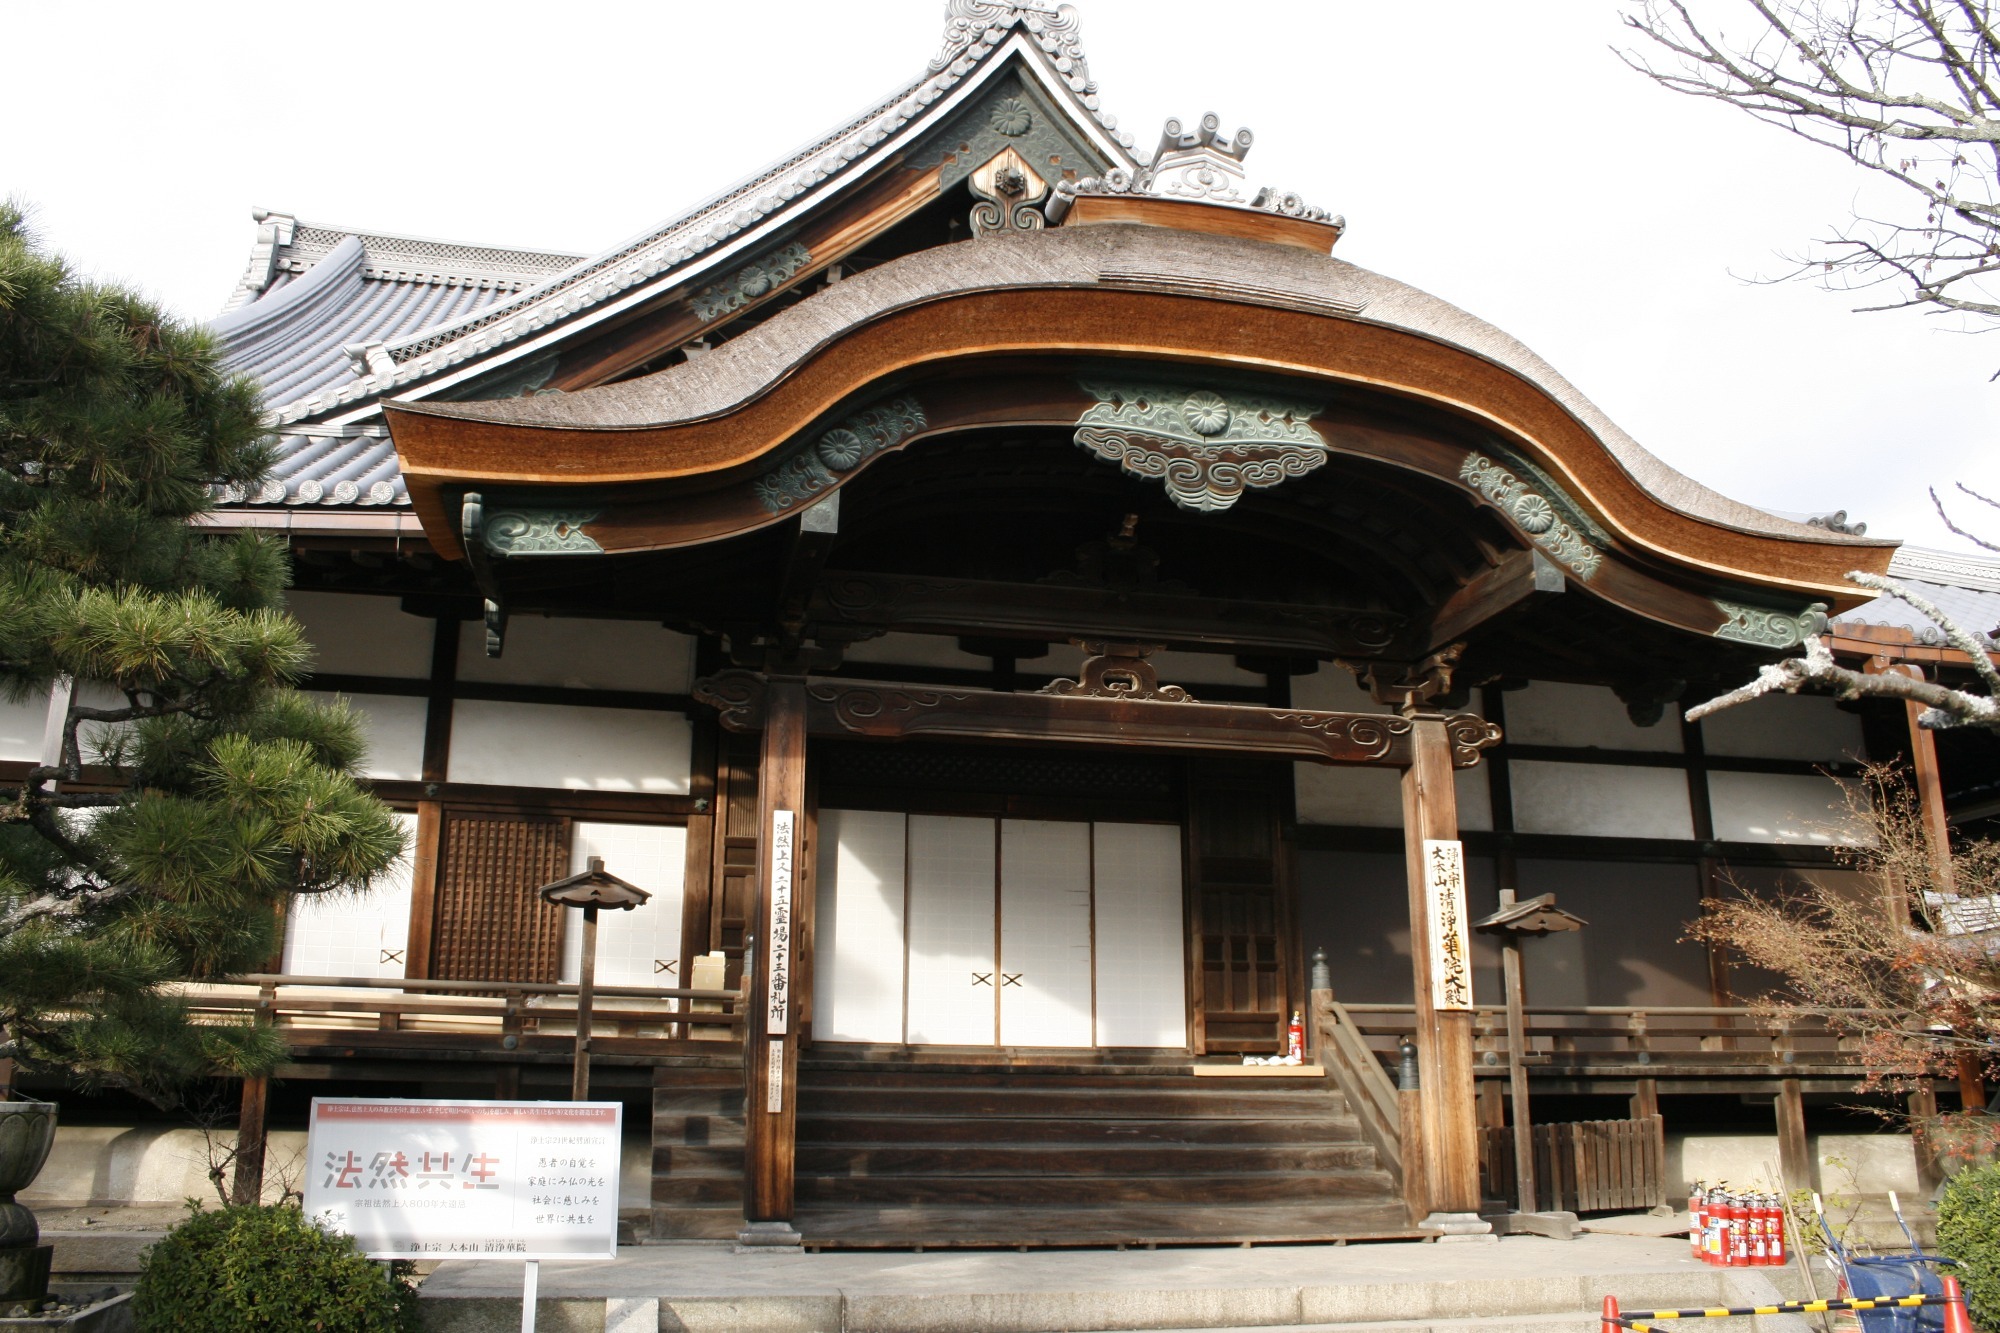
[997,819,1093,1048]
[431,812,572,982]
[1187,763,1292,1054]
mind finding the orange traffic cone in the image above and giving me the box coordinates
[1943,1275,1975,1333]
[1603,1295,1623,1333]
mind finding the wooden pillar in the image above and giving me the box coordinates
[403,614,458,981]
[1776,1078,1812,1190]
[1402,714,1482,1223]
[743,679,806,1236]
[1911,1082,1943,1194]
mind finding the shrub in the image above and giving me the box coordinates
[1940,1162,2000,1332]
[133,1201,419,1333]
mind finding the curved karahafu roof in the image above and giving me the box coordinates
[386,214,1892,624]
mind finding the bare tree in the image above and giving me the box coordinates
[1621,0,2000,325]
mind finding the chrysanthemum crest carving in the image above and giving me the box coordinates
[1073,379,1328,513]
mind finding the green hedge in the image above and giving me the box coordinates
[133,1202,419,1333]
[1941,1163,2000,1332]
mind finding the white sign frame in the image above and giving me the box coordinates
[303,1098,622,1261]
[767,809,795,1035]
[1422,838,1473,1013]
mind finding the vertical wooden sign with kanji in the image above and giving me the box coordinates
[1422,838,1472,1013]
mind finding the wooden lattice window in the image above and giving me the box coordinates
[432,813,572,982]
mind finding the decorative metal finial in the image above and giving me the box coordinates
[1310,947,1331,992]
[1397,1037,1421,1092]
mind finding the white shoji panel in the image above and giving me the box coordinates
[998,819,1094,1049]
[1091,822,1187,1048]
[813,810,909,1044]
[560,822,688,987]
[904,814,997,1046]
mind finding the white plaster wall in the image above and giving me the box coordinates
[21,1124,652,1210]
[1294,763,1492,830]
[287,591,434,679]
[1504,680,1683,753]
[301,691,427,781]
[447,700,691,792]
[1708,771,1872,845]
[283,811,418,978]
[458,616,694,694]
[1668,1133,1919,1195]
[1510,760,1695,839]
[0,687,51,762]
[1702,694,1868,762]
[559,822,687,988]
[815,809,910,1045]
[841,632,988,671]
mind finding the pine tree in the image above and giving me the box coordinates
[0,203,405,1104]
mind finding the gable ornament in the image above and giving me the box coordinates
[968,146,1050,236]
[1072,379,1328,512]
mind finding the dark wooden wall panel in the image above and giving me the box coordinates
[432,812,572,982]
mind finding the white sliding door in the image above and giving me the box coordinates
[904,814,998,1045]
[1092,822,1187,1047]
[814,809,908,1043]
[560,822,686,987]
[999,819,1094,1048]
[813,810,1187,1050]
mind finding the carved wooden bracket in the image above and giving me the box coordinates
[1341,644,1464,713]
[694,668,1501,769]
[1039,641,1190,702]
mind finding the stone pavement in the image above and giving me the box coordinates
[417,1231,1813,1333]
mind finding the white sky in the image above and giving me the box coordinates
[8,0,1998,555]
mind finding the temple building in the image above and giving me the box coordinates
[13,0,2000,1246]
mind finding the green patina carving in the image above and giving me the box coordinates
[1712,599,1830,649]
[1074,380,1328,513]
[909,76,1109,190]
[482,508,604,555]
[1457,451,1604,580]
[756,397,929,513]
[691,243,812,323]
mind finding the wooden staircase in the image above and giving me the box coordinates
[790,1063,1416,1247]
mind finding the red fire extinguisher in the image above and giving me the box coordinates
[1764,1195,1787,1267]
[1689,1182,1706,1259]
[1704,1186,1727,1264]
[1727,1192,1750,1267]
[1746,1193,1767,1266]
[1287,1012,1304,1061]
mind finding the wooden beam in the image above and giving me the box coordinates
[744,680,806,1235]
[776,496,842,648]
[696,669,1501,770]
[1426,549,1564,654]
[1402,715,1484,1225]
[811,569,1406,659]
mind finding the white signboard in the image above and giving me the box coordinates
[304,1099,622,1260]
[1422,838,1473,1013]
[767,809,795,1035]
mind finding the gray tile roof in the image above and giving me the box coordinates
[1832,546,2000,647]
[213,230,581,506]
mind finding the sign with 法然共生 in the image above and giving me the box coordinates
[303,1099,622,1260]
[1422,838,1472,1013]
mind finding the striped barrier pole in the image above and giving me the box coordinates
[1608,1288,1973,1332]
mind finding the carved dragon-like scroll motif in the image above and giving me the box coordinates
[690,243,812,323]
[1267,711,1414,764]
[693,671,766,732]
[1444,713,1505,766]
[808,681,973,734]
[755,397,929,514]
[1073,380,1328,512]
[481,507,604,555]
[1711,599,1830,649]
[1457,452,1603,580]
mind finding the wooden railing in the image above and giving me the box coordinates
[1310,989,1403,1185]
[175,973,748,1062]
[1341,1003,1882,1078]
[1479,1117,1668,1213]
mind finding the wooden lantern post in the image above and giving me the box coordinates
[1471,892,1586,1216]
[538,857,651,1101]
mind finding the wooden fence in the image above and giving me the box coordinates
[1480,1116,1667,1213]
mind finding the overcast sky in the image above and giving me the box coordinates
[8,0,1997,555]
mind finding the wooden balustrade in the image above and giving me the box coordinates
[1309,989,1402,1186]
[173,972,747,1062]
[1340,1003,1883,1078]
[1479,1116,1668,1213]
